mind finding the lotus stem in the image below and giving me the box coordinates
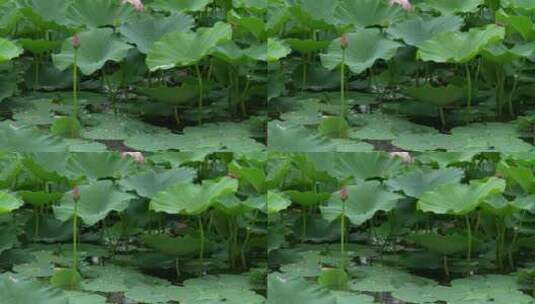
[466,215,472,262]
[72,199,79,272]
[175,257,180,279]
[508,75,518,118]
[195,64,204,125]
[340,202,346,270]
[443,256,449,278]
[465,64,472,124]
[302,207,307,240]
[73,48,78,119]
[198,216,204,271]
[340,49,346,118]
[439,108,446,129]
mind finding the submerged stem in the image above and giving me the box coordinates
[466,215,472,262]
[340,49,346,118]
[72,200,79,272]
[73,49,79,119]
[195,64,204,125]
[465,64,472,124]
[198,216,205,271]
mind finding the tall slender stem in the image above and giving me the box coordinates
[466,215,472,262]
[198,216,205,271]
[465,64,472,124]
[73,49,79,119]
[340,49,346,118]
[195,64,204,125]
[72,200,79,272]
[340,202,346,270]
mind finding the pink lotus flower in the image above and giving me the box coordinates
[121,152,145,164]
[389,152,413,164]
[122,0,144,12]
[389,0,412,11]
[340,35,349,49]
[339,186,349,201]
[72,185,81,201]
[72,35,80,49]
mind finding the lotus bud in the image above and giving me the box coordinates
[122,0,144,12]
[121,152,145,164]
[339,186,349,201]
[72,35,80,49]
[340,35,349,49]
[389,152,413,164]
[72,185,81,201]
[389,0,412,11]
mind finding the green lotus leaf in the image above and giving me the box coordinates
[321,181,402,225]
[53,180,135,226]
[65,0,136,28]
[229,162,266,193]
[227,10,266,40]
[496,8,535,40]
[332,291,375,304]
[53,28,133,75]
[405,84,465,108]
[318,268,349,291]
[503,0,535,12]
[67,152,131,180]
[18,190,63,207]
[268,273,337,304]
[497,161,535,194]
[149,177,238,215]
[0,275,68,304]
[267,38,291,63]
[334,0,405,28]
[408,232,473,255]
[137,83,198,105]
[50,268,82,290]
[286,39,330,54]
[417,177,506,215]
[481,42,535,64]
[120,167,196,198]
[330,152,404,182]
[81,265,170,293]
[119,13,194,54]
[417,24,505,63]
[387,167,464,198]
[146,22,232,71]
[321,28,401,74]
[288,0,337,29]
[14,0,69,28]
[0,38,22,63]
[268,121,336,152]
[214,41,266,63]
[124,285,181,304]
[150,0,212,12]
[285,191,331,207]
[0,191,23,215]
[387,15,464,47]
[418,0,484,15]
[64,291,107,304]
[350,265,437,293]
[0,74,16,103]
[18,38,61,54]
[267,190,291,214]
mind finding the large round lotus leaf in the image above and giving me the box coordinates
[149,177,238,215]
[0,38,22,63]
[268,121,336,152]
[65,0,135,28]
[349,265,437,293]
[321,28,401,74]
[0,123,68,152]
[0,191,23,214]
[417,24,505,63]
[332,291,375,304]
[81,265,170,293]
[405,84,465,108]
[18,191,63,207]
[334,0,404,28]
[0,275,69,304]
[53,180,135,226]
[13,260,54,278]
[321,180,402,225]
[64,291,107,304]
[481,42,535,64]
[22,152,69,182]
[427,274,534,304]
[268,273,336,304]
[119,13,194,54]
[286,39,330,54]
[418,0,484,15]
[150,0,212,12]
[495,9,535,40]
[18,39,61,54]
[214,41,266,63]
[125,285,182,304]
[137,83,198,105]
[387,15,464,47]
[288,0,337,29]
[14,0,70,28]
[387,167,464,198]
[81,113,169,141]
[176,274,265,304]
[349,113,437,141]
[503,0,535,12]
[497,161,535,194]
[120,167,196,198]
[417,177,506,215]
[146,21,232,71]
[227,10,266,40]
[267,190,291,214]
[267,38,291,62]
[53,28,133,75]
[67,152,131,180]
[0,225,19,254]
[408,232,472,255]
[285,191,330,207]
[330,152,404,181]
